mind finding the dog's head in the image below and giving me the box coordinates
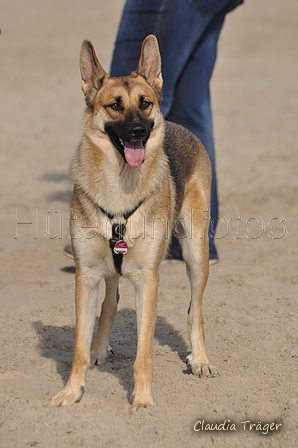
[80,35,163,168]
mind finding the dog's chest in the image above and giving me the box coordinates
[94,164,145,214]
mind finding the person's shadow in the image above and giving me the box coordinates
[32,308,189,403]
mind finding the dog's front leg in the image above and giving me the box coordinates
[91,277,119,365]
[131,271,159,411]
[50,268,99,407]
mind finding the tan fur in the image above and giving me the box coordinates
[49,35,217,411]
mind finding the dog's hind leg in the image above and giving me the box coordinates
[90,277,119,366]
[49,268,99,407]
[179,191,218,378]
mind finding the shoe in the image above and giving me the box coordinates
[209,238,219,265]
[209,253,219,265]
[165,237,219,265]
[63,244,74,260]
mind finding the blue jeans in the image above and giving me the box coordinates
[110,0,226,259]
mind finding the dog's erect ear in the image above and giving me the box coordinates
[80,40,107,106]
[137,35,163,100]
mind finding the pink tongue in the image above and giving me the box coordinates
[124,141,145,168]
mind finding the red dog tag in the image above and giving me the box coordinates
[114,240,128,255]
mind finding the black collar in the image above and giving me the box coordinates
[99,197,146,221]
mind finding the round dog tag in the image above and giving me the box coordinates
[114,240,128,255]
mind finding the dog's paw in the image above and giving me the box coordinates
[130,389,154,412]
[130,396,154,412]
[186,354,218,377]
[48,383,84,407]
[91,344,114,366]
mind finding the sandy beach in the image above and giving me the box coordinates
[0,0,297,446]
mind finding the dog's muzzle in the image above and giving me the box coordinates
[105,118,154,168]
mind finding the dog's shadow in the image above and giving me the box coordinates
[32,309,189,402]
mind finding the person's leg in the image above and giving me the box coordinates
[166,13,225,261]
[110,0,224,261]
[110,0,174,77]
[111,0,213,94]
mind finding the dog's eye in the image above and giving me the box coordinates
[140,100,150,110]
[110,102,120,111]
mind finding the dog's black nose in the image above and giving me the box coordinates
[128,123,147,140]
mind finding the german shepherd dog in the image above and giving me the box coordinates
[50,35,217,410]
